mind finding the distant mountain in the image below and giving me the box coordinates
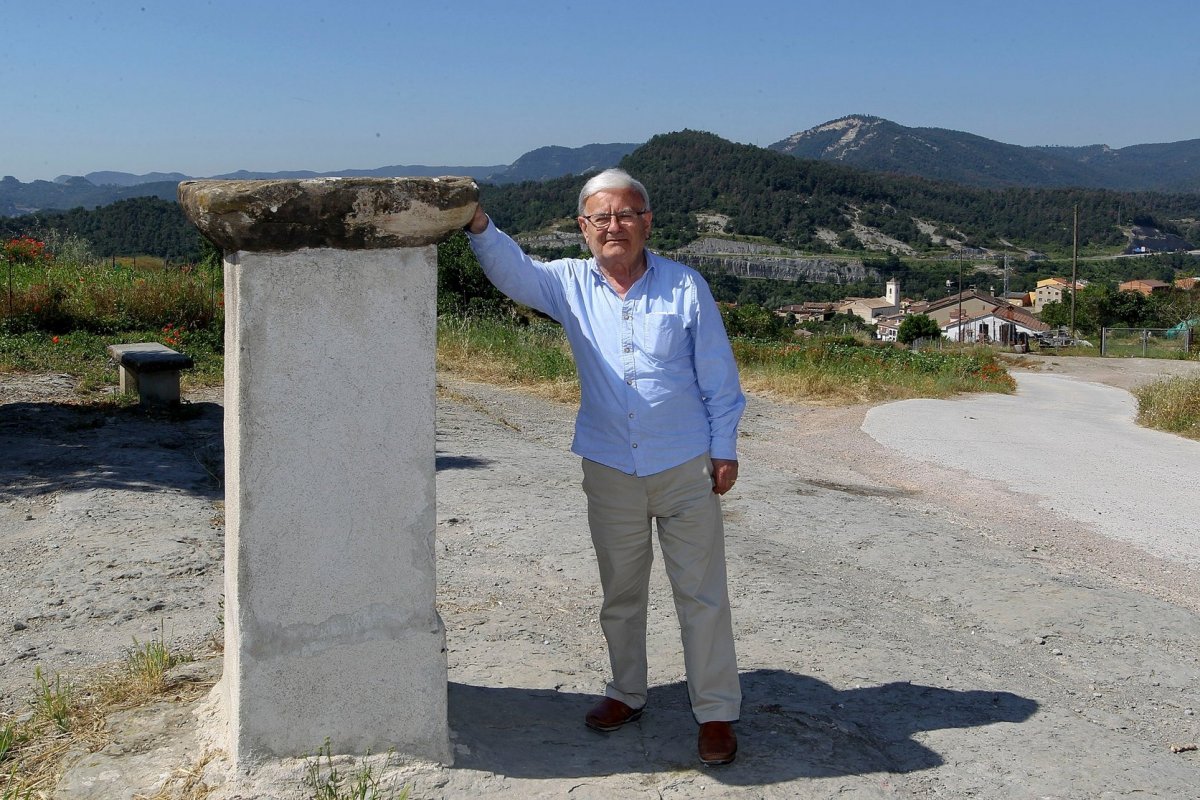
[6,142,640,215]
[0,175,180,217]
[500,143,641,183]
[8,131,1200,263]
[55,170,191,187]
[770,115,1200,192]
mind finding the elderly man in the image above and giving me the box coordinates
[464,168,745,766]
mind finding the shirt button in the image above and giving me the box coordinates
[623,314,631,320]
[628,413,635,419]
[631,443,638,449]
[626,379,633,385]
[623,346,632,353]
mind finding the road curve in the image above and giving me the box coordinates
[862,372,1199,567]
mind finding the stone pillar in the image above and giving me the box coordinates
[178,178,477,764]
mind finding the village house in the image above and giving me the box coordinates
[875,316,902,342]
[1033,277,1088,313]
[942,303,1049,344]
[840,278,901,324]
[1118,278,1172,296]
[1001,291,1031,307]
[775,301,837,322]
[918,289,1012,328]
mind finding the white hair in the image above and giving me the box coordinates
[577,168,651,215]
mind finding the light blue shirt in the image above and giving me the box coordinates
[468,220,745,476]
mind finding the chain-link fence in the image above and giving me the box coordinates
[1101,327,1193,358]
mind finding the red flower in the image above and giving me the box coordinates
[52,336,60,344]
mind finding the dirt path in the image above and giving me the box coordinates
[3,358,1199,798]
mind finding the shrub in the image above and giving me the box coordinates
[897,314,943,344]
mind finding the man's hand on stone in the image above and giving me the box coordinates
[711,458,738,495]
[465,205,489,235]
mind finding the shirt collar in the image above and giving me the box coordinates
[588,249,656,286]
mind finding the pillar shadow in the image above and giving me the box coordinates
[0,400,224,500]
[435,453,493,471]
[448,668,1037,783]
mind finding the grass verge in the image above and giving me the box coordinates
[436,316,1015,405]
[733,338,1015,402]
[1134,374,1200,440]
[436,315,579,403]
[4,313,1015,407]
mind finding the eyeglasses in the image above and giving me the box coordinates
[580,210,649,229]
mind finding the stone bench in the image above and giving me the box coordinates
[107,342,195,405]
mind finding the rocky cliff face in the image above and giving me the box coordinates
[671,237,871,282]
[673,253,871,283]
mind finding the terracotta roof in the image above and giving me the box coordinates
[923,289,1004,313]
[948,305,1049,332]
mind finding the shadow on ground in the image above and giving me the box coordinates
[436,453,493,471]
[449,668,1037,784]
[0,400,224,500]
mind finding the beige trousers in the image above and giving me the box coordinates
[581,454,741,723]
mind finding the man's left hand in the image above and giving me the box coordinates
[711,458,738,495]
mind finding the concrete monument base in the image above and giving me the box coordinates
[179,178,477,765]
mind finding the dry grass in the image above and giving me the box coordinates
[133,750,219,800]
[436,315,579,404]
[1135,373,1200,440]
[437,316,1015,409]
[0,636,212,799]
[739,369,887,405]
[732,339,1016,404]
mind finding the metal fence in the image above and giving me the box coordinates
[1101,327,1193,358]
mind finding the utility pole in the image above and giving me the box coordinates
[957,249,964,343]
[1070,204,1079,338]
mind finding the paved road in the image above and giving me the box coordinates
[862,372,1199,567]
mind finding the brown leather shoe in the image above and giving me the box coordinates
[698,721,737,766]
[584,697,643,732]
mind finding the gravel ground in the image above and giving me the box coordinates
[3,356,1199,798]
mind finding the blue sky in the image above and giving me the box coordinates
[4,0,1198,182]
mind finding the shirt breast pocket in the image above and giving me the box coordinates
[643,312,687,359]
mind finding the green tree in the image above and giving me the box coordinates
[436,232,507,316]
[1041,284,1106,335]
[799,312,874,336]
[708,272,742,303]
[1153,288,1200,327]
[897,313,942,344]
[720,303,788,340]
[1099,290,1154,328]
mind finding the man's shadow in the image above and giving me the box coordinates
[449,668,1037,783]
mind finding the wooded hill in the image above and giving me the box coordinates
[482,131,1200,256]
[4,131,1200,272]
[0,197,202,261]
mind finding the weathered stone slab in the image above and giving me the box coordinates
[178,177,478,252]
